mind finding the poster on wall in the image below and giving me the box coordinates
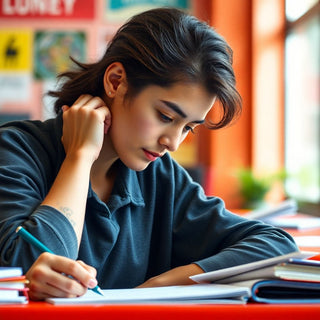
[34,31,86,79]
[0,29,32,71]
[0,29,32,103]
[105,0,190,23]
[0,0,95,20]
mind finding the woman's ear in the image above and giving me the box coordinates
[103,62,127,98]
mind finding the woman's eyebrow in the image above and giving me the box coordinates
[160,100,205,124]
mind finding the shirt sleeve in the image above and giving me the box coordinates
[0,123,78,272]
[170,161,299,272]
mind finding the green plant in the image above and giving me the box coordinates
[236,168,286,209]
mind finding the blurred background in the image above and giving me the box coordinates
[0,0,319,213]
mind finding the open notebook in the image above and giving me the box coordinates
[46,283,250,305]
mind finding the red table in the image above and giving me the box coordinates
[1,301,320,320]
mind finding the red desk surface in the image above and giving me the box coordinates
[1,302,320,320]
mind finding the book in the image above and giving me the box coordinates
[190,253,320,304]
[0,267,23,279]
[0,267,28,304]
[46,284,250,305]
[233,279,320,304]
[273,258,320,282]
[195,259,320,285]
[0,280,27,289]
[190,251,315,283]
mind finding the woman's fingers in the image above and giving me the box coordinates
[71,94,96,109]
[26,253,98,300]
[77,260,97,278]
[61,95,112,161]
[71,95,106,110]
[62,95,111,133]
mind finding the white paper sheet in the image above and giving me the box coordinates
[46,284,249,305]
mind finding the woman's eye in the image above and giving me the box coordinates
[184,125,195,134]
[158,111,172,123]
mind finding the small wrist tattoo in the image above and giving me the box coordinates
[59,206,76,227]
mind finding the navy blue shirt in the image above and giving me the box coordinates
[0,115,298,288]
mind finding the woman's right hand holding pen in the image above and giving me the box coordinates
[26,253,98,301]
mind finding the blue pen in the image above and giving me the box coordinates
[16,226,104,296]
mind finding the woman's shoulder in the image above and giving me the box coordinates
[0,115,64,167]
[1,114,61,136]
[1,115,62,145]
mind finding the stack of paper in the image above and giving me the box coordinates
[0,267,29,304]
[274,258,320,282]
[191,251,320,304]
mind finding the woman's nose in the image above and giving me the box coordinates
[158,131,181,152]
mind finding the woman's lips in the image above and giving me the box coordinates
[143,149,161,161]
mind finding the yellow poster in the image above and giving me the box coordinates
[0,30,32,71]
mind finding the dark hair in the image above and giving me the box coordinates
[48,7,241,129]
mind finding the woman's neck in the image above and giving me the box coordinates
[90,136,119,203]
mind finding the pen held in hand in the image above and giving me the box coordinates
[16,226,104,296]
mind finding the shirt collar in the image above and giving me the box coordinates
[111,160,145,208]
[88,160,145,211]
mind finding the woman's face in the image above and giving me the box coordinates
[109,83,216,171]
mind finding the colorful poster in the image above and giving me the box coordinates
[105,0,190,23]
[34,31,86,79]
[0,29,32,71]
[0,0,95,20]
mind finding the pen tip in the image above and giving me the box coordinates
[95,286,104,296]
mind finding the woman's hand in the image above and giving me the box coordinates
[61,95,111,164]
[137,263,204,288]
[26,252,99,301]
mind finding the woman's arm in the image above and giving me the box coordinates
[42,95,111,245]
[138,159,298,287]
[137,263,204,287]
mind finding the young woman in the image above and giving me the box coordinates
[0,8,297,300]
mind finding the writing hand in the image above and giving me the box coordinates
[26,252,98,301]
